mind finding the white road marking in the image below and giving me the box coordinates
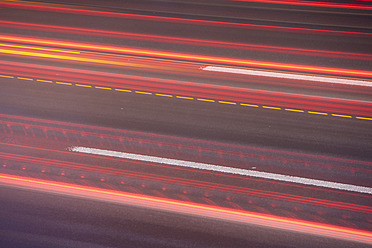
[69,146,372,195]
[202,66,372,87]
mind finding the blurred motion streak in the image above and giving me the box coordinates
[1,173,372,244]
[1,1,371,36]
[1,25,371,60]
[0,1,372,246]
[0,35,371,78]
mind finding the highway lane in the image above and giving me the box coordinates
[0,0,371,104]
[1,72,372,235]
[1,132,371,231]
[3,184,368,248]
[1,51,372,103]
[3,142,370,226]
[0,0,371,102]
[1,21,371,74]
[1,76,371,160]
[1,1,372,72]
[1,78,371,231]
[0,185,282,248]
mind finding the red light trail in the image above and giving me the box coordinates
[1,2,371,36]
[1,174,372,244]
[1,1,371,245]
[1,21,371,61]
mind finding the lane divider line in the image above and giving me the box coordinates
[56,81,72,85]
[17,77,33,81]
[197,98,215,102]
[69,146,372,195]
[115,88,132,92]
[331,114,352,118]
[95,86,111,90]
[36,79,52,83]
[356,116,372,121]
[308,111,328,116]
[240,103,259,108]
[176,96,194,100]
[285,108,304,113]
[135,91,152,95]
[202,66,372,87]
[218,101,236,105]
[0,74,14,78]
[155,93,173,97]
[3,73,372,121]
[75,84,92,88]
[262,106,281,110]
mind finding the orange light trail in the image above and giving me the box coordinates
[1,35,371,78]
[1,22,371,61]
[0,47,164,71]
[1,173,372,244]
[0,42,79,54]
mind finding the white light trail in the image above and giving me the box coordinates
[69,146,372,195]
[202,66,372,87]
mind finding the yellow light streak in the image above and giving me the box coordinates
[0,43,80,54]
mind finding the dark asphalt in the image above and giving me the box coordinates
[1,77,371,161]
[1,185,369,248]
[0,1,371,247]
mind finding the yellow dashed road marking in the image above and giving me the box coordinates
[56,82,72,85]
[95,86,111,90]
[17,77,33,81]
[308,111,328,116]
[8,74,372,121]
[135,91,152,95]
[156,93,173,97]
[176,96,194,100]
[262,106,281,110]
[37,79,52,83]
[285,108,304,113]
[218,101,236,105]
[240,103,259,107]
[197,98,215,102]
[75,84,91,88]
[356,116,372,121]
[0,74,14,78]
[332,114,352,118]
[115,89,132,92]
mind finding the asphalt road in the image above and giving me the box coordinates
[1,184,370,248]
[0,76,371,160]
[0,185,286,248]
[0,0,372,247]
[1,0,372,71]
